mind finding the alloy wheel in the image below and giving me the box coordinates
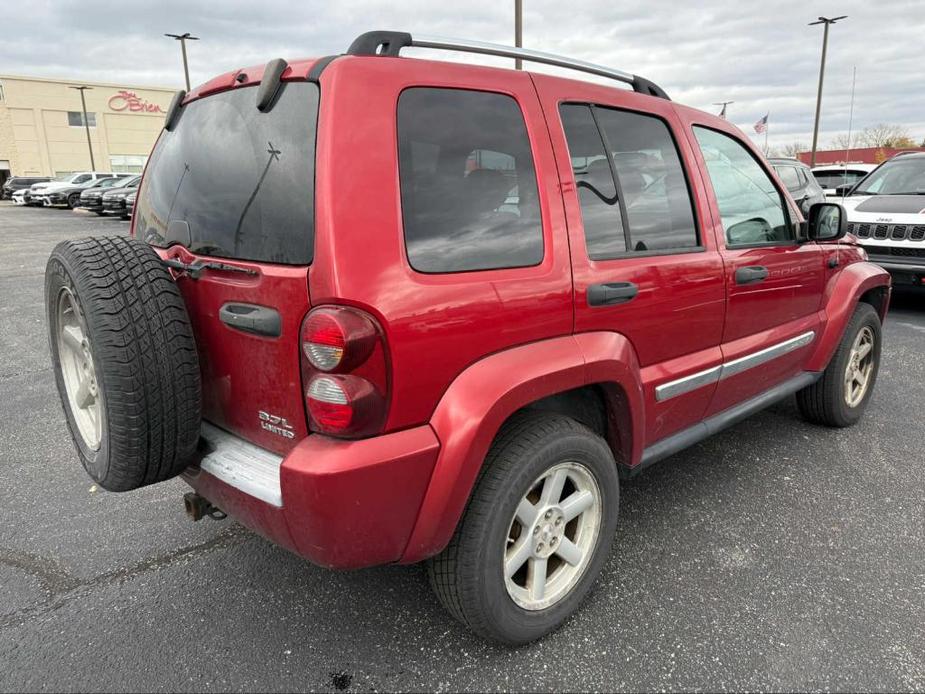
[56,287,102,449]
[844,325,875,408]
[503,462,602,611]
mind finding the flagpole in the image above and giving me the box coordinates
[764,114,769,155]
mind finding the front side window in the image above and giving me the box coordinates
[560,104,698,258]
[67,111,96,127]
[397,88,543,273]
[694,127,792,246]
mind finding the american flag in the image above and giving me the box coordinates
[754,113,769,134]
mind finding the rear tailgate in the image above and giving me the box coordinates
[163,251,310,455]
[133,78,319,455]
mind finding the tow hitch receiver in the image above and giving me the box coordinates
[183,492,227,521]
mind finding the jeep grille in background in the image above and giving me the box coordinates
[135,82,319,265]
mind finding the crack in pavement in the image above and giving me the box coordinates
[0,525,249,629]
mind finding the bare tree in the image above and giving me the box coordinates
[828,133,853,150]
[771,141,808,158]
[857,124,915,148]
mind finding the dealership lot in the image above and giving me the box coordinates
[0,202,923,691]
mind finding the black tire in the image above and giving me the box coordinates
[797,303,882,427]
[67,193,80,209]
[45,236,201,491]
[427,412,620,645]
[95,211,105,216]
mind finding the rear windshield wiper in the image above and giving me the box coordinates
[161,257,257,279]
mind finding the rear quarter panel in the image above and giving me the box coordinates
[310,56,574,432]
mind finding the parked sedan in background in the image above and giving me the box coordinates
[101,176,141,218]
[769,158,826,216]
[1,176,51,200]
[28,171,119,206]
[811,164,876,197]
[78,175,136,214]
[124,190,137,219]
[36,174,131,209]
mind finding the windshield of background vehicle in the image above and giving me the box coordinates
[853,158,925,195]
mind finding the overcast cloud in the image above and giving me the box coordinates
[3,0,923,152]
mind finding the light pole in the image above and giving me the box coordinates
[809,15,847,167]
[165,32,200,91]
[514,0,523,69]
[69,85,95,170]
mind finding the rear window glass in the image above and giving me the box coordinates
[397,87,543,273]
[136,82,318,265]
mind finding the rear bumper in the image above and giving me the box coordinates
[183,422,441,569]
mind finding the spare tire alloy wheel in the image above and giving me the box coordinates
[505,462,602,611]
[56,286,102,450]
[46,236,202,491]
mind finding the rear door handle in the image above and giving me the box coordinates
[587,282,638,307]
[735,266,769,285]
[219,303,281,337]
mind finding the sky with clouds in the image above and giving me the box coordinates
[3,0,923,153]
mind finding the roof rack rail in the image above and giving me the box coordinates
[346,30,670,100]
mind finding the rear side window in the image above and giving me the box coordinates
[137,82,318,265]
[560,104,698,258]
[776,165,802,192]
[397,88,543,273]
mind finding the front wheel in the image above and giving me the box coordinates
[427,412,619,645]
[67,193,81,209]
[797,303,882,427]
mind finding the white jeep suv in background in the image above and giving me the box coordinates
[841,152,925,287]
[811,163,876,197]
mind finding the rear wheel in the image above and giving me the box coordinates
[427,412,619,645]
[46,236,202,491]
[797,303,881,427]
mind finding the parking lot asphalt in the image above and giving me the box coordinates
[0,201,923,692]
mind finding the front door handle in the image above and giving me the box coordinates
[735,266,769,285]
[587,282,638,307]
[219,303,281,337]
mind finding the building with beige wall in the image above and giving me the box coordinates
[0,74,176,185]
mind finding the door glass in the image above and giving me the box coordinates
[595,108,698,252]
[775,165,801,192]
[559,104,625,258]
[694,127,791,246]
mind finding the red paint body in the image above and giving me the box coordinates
[136,54,890,570]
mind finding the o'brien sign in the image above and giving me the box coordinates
[108,90,165,113]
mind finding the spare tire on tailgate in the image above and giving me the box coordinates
[45,236,201,491]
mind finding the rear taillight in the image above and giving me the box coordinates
[300,306,389,438]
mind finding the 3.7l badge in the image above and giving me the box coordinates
[258,410,295,439]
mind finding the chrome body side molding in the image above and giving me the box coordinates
[655,331,816,402]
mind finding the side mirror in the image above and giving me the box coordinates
[833,183,853,197]
[806,202,847,241]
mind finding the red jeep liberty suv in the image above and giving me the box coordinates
[45,31,891,644]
